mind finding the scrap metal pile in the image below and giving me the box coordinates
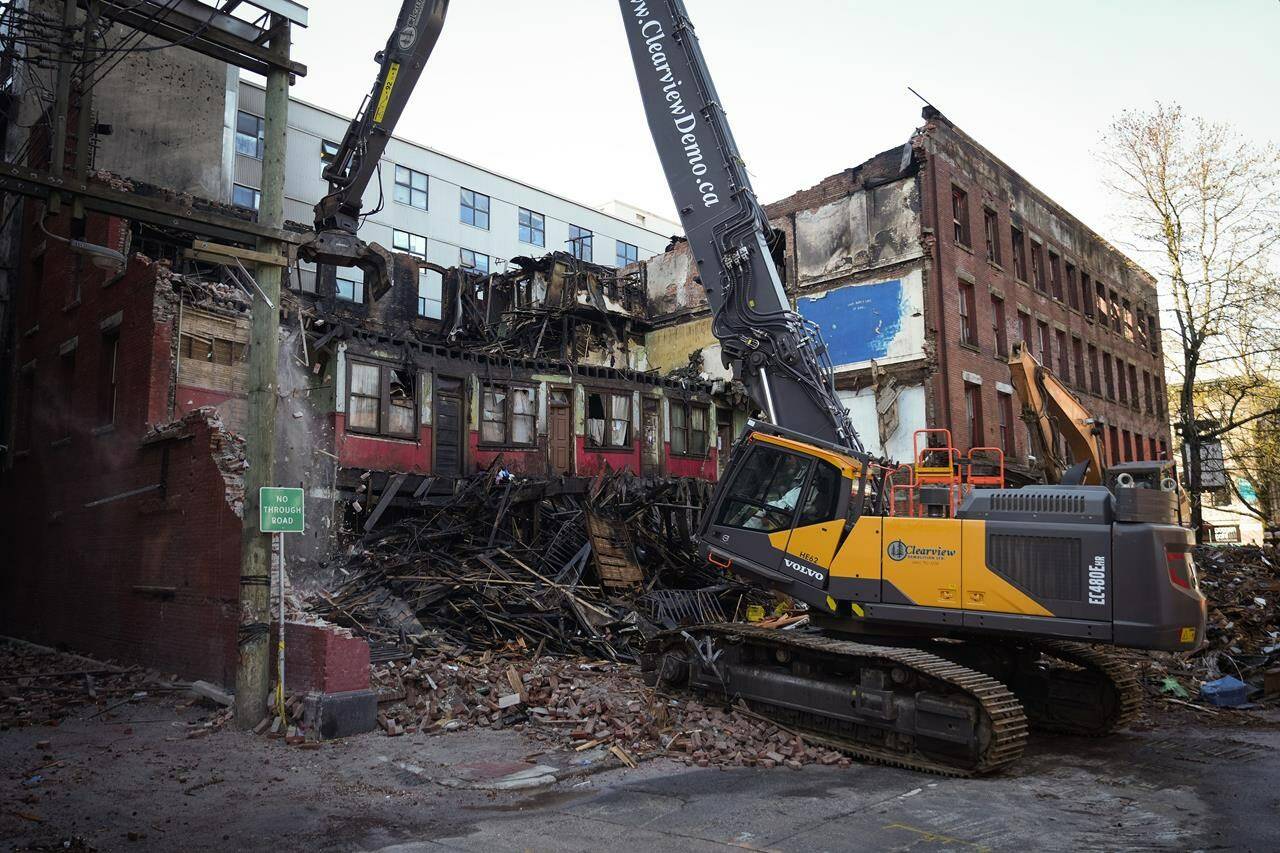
[308,468,770,662]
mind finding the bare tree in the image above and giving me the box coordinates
[1100,104,1280,541]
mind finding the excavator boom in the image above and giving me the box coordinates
[1006,342,1105,484]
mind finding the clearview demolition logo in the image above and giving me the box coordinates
[886,540,956,562]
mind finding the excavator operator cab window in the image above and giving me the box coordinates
[797,461,842,526]
[716,444,810,532]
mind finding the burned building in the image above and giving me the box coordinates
[641,107,1172,476]
[0,183,741,682]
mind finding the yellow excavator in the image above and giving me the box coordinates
[310,0,1206,776]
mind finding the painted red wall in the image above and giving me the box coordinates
[576,435,642,477]
[665,443,719,481]
[332,413,433,473]
[472,433,549,476]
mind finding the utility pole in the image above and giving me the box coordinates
[234,14,290,729]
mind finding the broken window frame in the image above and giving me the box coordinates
[1048,251,1063,301]
[964,382,984,449]
[1088,343,1101,395]
[1065,262,1080,311]
[1072,336,1086,391]
[568,225,593,262]
[951,185,970,248]
[958,281,977,347]
[1030,241,1045,292]
[669,400,711,457]
[1010,226,1027,281]
[393,229,427,257]
[459,248,490,276]
[983,208,1001,266]
[346,359,418,440]
[179,333,246,365]
[585,389,631,450]
[479,383,538,448]
[991,294,1008,357]
[615,240,639,268]
[460,188,490,230]
[997,390,1015,457]
[518,207,545,247]
[1055,328,1070,382]
[394,165,429,210]
[234,111,264,159]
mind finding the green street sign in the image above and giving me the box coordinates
[260,487,304,534]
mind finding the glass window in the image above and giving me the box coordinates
[519,208,545,247]
[716,444,810,532]
[336,267,364,303]
[569,225,593,261]
[320,139,340,179]
[670,401,710,456]
[394,165,428,209]
[392,229,427,256]
[348,361,416,438]
[235,111,263,158]
[797,461,842,526]
[348,362,381,431]
[615,240,638,267]
[231,184,260,211]
[460,188,490,229]
[459,248,489,275]
[951,186,970,247]
[417,268,442,319]
[481,384,537,446]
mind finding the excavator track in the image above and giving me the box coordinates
[1014,640,1144,736]
[645,624,1028,777]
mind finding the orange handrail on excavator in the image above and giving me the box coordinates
[1006,342,1105,485]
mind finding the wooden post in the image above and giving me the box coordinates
[234,16,291,729]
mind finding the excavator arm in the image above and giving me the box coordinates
[616,1,859,451]
[1006,342,1105,485]
[298,0,450,299]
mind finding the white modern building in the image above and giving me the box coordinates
[229,81,678,314]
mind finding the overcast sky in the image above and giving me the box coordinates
[284,0,1279,240]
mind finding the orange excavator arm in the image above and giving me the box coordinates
[1006,343,1105,485]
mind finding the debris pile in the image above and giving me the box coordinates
[0,641,187,728]
[309,468,768,661]
[371,647,851,769]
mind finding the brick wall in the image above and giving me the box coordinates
[0,207,244,684]
[917,113,1172,465]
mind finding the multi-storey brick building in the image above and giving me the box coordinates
[642,107,1172,477]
